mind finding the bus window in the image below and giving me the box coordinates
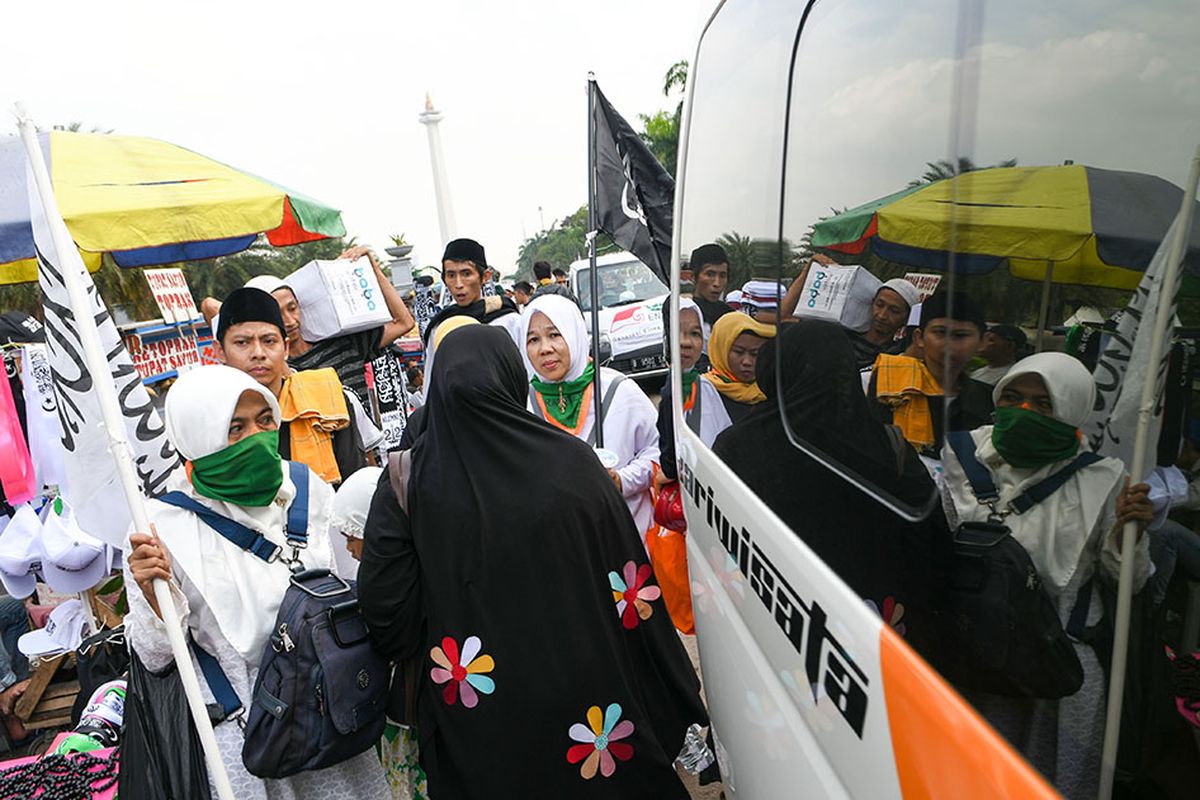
[776,0,1200,797]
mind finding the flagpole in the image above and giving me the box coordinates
[1098,144,1200,800]
[15,107,237,800]
[587,73,605,449]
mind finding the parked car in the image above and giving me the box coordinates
[569,251,669,378]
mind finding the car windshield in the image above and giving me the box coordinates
[576,260,668,311]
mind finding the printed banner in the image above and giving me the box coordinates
[124,330,202,383]
[370,351,408,453]
[143,267,200,323]
[902,273,942,302]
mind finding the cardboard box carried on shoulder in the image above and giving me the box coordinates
[287,257,392,341]
[792,264,881,333]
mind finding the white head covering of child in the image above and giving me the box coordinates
[993,352,1095,428]
[519,294,591,382]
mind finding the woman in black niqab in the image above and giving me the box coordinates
[713,319,951,666]
[359,325,706,799]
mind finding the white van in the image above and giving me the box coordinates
[672,0,1191,797]
[569,252,669,378]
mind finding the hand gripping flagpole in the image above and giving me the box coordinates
[15,106,237,800]
[586,74,605,449]
[1098,144,1200,800]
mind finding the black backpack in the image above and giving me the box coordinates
[938,432,1098,699]
[159,461,388,778]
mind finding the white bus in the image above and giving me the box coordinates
[673,1,1197,797]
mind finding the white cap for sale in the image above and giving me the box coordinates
[40,504,108,594]
[0,505,43,598]
[19,599,86,657]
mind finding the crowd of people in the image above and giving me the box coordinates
[5,234,1193,798]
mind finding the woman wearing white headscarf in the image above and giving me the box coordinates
[520,294,660,535]
[125,365,389,800]
[658,298,733,482]
[940,352,1153,800]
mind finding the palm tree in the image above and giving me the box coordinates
[908,156,1017,187]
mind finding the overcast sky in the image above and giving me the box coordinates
[1,0,713,275]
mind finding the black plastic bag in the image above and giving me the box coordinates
[71,626,131,725]
[121,646,213,800]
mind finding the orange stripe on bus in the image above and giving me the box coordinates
[879,627,1058,799]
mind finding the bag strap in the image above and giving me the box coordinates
[192,638,242,721]
[285,461,310,547]
[158,492,282,564]
[586,374,626,447]
[1010,452,1104,514]
[948,431,1104,514]
[529,385,546,421]
[1066,577,1094,640]
[946,431,999,503]
[157,461,312,563]
[387,449,413,517]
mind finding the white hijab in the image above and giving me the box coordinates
[992,352,1094,427]
[519,294,590,382]
[946,352,1123,595]
[152,365,334,660]
[678,297,707,354]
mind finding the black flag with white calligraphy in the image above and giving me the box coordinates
[591,82,675,284]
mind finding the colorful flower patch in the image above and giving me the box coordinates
[866,596,906,637]
[566,703,635,779]
[430,635,495,708]
[609,561,661,629]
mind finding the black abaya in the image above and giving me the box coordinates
[713,320,952,669]
[359,326,706,799]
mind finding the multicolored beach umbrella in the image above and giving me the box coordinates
[810,164,1200,290]
[0,131,345,285]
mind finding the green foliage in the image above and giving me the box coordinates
[514,206,616,282]
[638,60,688,178]
[907,157,1018,188]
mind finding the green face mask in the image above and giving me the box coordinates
[991,406,1080,468]
[189,430,282,507]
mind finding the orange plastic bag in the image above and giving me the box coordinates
[645,481,694,635]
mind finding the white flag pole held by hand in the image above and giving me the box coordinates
[1098,144,1200,800]
[15,105,237,800]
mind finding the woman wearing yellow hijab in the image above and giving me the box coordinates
[702,312,776,423]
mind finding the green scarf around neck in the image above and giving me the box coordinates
[190,430,283,507]
[681,368,699,399]
[532,362,596,428]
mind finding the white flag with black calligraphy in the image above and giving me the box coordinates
[1083,212,1187,477]
[29,166,181,547]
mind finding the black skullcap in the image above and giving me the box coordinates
[442,238,488,272]
[987,324,1027,349]
[689,243,729,271]
[919,291,985,333]
[217,287,285,343]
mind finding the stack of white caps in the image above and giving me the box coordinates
[18,598,86,657]
[0,500,111,598]
[0,505,44,597]
[40,505,108,593]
